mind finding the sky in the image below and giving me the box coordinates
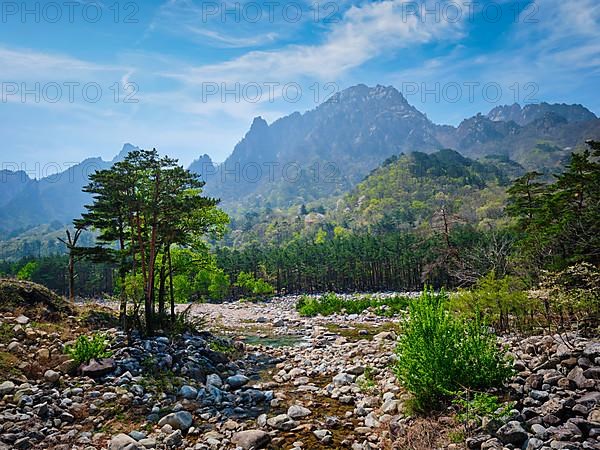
[1,0,599,174]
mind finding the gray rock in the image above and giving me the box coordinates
[13,438,30,450]
[231,430,271,449]
[577,392,600,408]
[525,437,544,450]
[381,399,400,414]
[530,390,550,402]
[583,342,600,359]
[496,421,528,445]
[364,412,380,428]
[165,430,182,447]
[158,411,193,431]
[332,372,355,386]
[43,370,60,383]
[138,438,156,448]
[7,341,22,353]
[313,429,332,443]
[567,367,587,388]
[481,438,503,449]
[128,431,146,441]
[226,374,249,389]
[267,414,297,430]
[288,404,311,419]
[108,434,142,450]
[531,423,548,440]
[15,315,30,325]
[80,358,116,378]
[346,365,365,375]
[206,373,222,388]
[0,381,15,396]
[179,385,198,399]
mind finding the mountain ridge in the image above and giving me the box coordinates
[1,84,599,242]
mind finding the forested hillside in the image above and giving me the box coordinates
[1,85,599,257]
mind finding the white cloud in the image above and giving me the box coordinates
[162,0,464,84]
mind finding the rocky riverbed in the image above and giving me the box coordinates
[0,293,598,450]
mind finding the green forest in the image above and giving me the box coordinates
[2,143,599,320]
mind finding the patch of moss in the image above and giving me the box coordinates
[0,351,21,378]
[0,323,14,345]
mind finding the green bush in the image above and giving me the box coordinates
[16,261,38,281]
[296,292,409,317]
[235,272,274,300]
[531,262,600,330]
[65,333,112,365]
[394,289,512,411]
[453,392,514,427]
[451,272,529,332]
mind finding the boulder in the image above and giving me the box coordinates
[226,374,249,389]
[108,434,142,450]
[231,430,271,449]
[80,358,116,378]
[496,421,528,445]
[158,411,193,431]
[179,385,198,400]
[287,404,311,419]
[267,414,297,430]
[43,370,60,383]
[0,381,15,396]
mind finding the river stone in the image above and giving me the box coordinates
[231,430,271,449]
[44,370,60,383]
[333,372,355,386]
[15,315,29,325]
[179,385,198,399]
[496,421,528,445]
[0,381,15,396]
[206,373,222,387]
[226,374,249,389]
[267,414,297,430]
[80,358,116,378]
[108,433,142,450]
[288,404,311,419]
[158,411,193,431]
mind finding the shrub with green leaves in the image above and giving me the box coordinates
[531,262,600,330]
[235,271,274,300]
[451,272,529,332]
[453,392,514,427]
[65,333,112,365]
[394,289,512,411]
[296,292,409,317]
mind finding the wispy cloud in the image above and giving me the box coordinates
[163,0,464,84]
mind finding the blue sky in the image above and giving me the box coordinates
[1,0,599,173]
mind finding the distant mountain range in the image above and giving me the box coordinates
[1,84,599,250]
[195,85,599,209]
[0,144,140,239]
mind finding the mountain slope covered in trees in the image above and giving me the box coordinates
[221,149,524,249]
[200,85,598,210]
[0,85,598,256]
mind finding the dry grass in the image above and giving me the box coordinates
[391,415,467,450]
